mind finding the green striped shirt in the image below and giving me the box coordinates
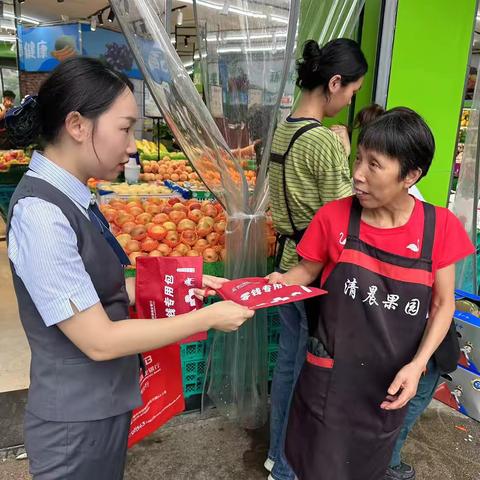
[269,118,353,270]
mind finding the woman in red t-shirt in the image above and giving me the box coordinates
[268,107,474,480]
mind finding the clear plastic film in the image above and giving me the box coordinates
[452,60,480,293]
[110,0,300,427]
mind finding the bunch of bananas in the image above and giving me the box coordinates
[135,139,168,155]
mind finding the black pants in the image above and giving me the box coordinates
[24,410,132,479]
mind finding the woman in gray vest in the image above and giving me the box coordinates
[6,57,254,480]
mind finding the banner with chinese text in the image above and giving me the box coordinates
[18,24,80,72]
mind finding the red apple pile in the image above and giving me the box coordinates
[100,197,224,266]
[100,197,277,267]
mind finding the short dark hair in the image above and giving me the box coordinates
[10,57,134,146]
[358,107,435,181]
[3,90,15,99]
[296,38,368,92]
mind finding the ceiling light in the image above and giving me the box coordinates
[176,9,183,26]
[90,16,97,31]
[97,12,103,25]
[108,8,115,22]
[3,12,40,24]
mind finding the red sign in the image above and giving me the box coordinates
[217,277,327,309]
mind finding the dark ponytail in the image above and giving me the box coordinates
[6,57,133,147]
[296,38,368,92]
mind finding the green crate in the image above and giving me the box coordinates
[181,357,206,398]
[0,184,16,222]
[180,341,206,361]
[268,346,279,381]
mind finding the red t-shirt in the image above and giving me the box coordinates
[297,196,475,285]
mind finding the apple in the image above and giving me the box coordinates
[169,210,187,224]
[187,250,201,256]
[169,251,184,257]
[144,203,161,215]
[172,203,188,214]
[202,247,219,263]
[206,232,220,246]
[121,221,137,234]
[157,243,172,256]
[214,220,226,234]
[177,219,196,233]
[187,209,202,223]
[125,239,141,254]
[141,237,159,252]
[110,224,121,236]
[220,248,227,261]
[152,213,169,224]
[193,239,208,252]
[148,249,163,257]
[175,243,190,256]
[218,234,225,246]
[114,212,135,227]
[180,229,198,246]
[147,224,167,240]
[196,217,214,237]
[128,251,147,266]
[126,200,142,209]
[115,233,131,248]
[168,197,181,206]
[164,231,180,248]
[130,225,147,241]
[126,205,144,217]
[187,201,202,211]
[102,208,118,223]
[201,202,217,218]
[110,200,127,210]
[136,212,153,225]
[162,221,177,232]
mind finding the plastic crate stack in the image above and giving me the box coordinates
[180,305,281,399]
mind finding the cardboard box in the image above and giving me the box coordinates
[434,365,480,421]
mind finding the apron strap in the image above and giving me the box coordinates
[347,196,362,238]
[349,197,436,261]
[420,202,436,260]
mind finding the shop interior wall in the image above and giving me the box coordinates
[386,0,478,206]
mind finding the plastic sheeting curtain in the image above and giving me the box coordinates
[110,0,299,428]
[452,60,480,293]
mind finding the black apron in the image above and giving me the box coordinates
[285,197,436,480]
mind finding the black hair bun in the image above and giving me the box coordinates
[302,39,322,61]
[6,96,40,147]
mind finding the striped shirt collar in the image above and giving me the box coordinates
[27,151,93,211]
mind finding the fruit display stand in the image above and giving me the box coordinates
[97,188,279,401]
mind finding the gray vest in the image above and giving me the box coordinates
[7,175,141,422]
